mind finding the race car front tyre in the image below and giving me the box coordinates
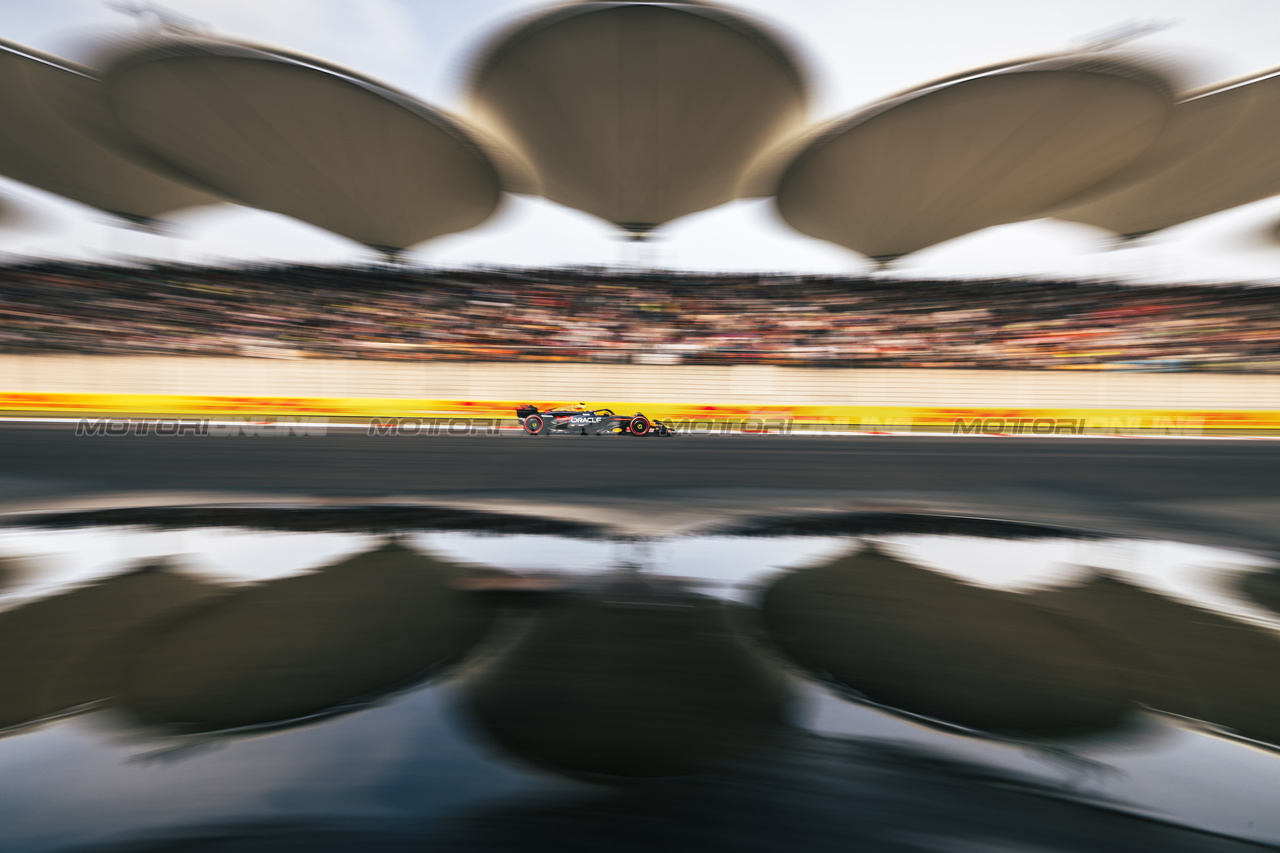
[629,416,650,436]
[523,414,548,436]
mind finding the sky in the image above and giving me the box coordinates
[1,0,1280,280]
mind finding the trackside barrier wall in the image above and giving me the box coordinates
[1,394,1276,435]
[1,356,1279,434]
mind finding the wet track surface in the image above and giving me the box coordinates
[2,516,1280,851]
[3,424,1280,851]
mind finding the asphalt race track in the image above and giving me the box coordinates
[0,425,1278,501]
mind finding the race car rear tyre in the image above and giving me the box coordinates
[629,416,650,436]
[523,414,548,436]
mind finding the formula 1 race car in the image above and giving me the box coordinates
[516,403,675,436]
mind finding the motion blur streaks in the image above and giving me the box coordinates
[463,574,789,777]
[95,37,504,255]
[467,0,808,236]
[0,563,220,732]
[1240,569,1280,615]
[1052,69,1280,238]
[0,512,1277,850]
[776,55,1172,264]
[2,262,1279,371]
[9,505,608,539]
[0,553,50,591]
[60,761,1272,853]
[8,3,1280,261]
[759,545,1132,738]
[1034,575,1280,746]
[120,542,495,733]
[0,40,219,226]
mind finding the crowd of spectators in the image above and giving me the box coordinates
[0,261,1277,371]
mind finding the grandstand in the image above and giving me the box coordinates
[0,262,1276,373]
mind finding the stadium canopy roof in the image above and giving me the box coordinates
[1049,68,1280,239]
[772,55,1175,264]
[467,0,808,238]
[0,39,218,226]
[98,38,507,254]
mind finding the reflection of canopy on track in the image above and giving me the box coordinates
[1050,68,1280,238]
[774,56,1174,263]
[0,194,39,234]
[100,38,505,253]
[760,546,1132,737]
[1034,575,1280,747]
[463,578,788,777]
[0,565,220,733]
[121,543,495,733]
[0,40,218,225]
[468,0,808,236]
